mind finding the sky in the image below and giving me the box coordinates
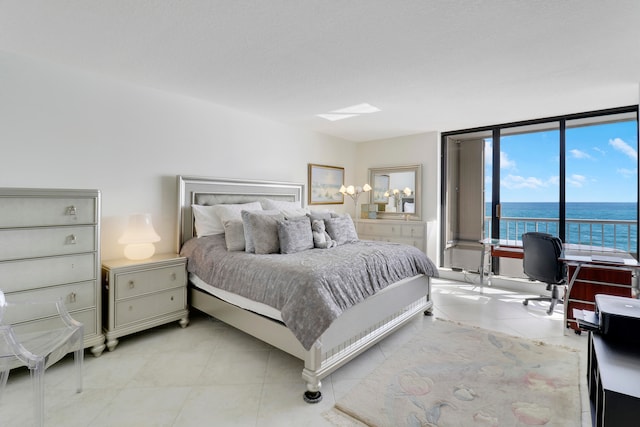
[485,119,638,203]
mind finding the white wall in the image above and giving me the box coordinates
[0,53,355,259]
[355,132,441,262]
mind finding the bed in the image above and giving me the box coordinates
[176,175,437,403]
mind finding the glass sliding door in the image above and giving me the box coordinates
[497,125,560,241]
[565,113,638,255]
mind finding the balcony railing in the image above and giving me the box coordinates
[484,216,638,255]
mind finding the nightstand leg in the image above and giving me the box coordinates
[106,337,119,352]
[179,316,189,328]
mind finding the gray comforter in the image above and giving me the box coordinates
[180,234,438,350]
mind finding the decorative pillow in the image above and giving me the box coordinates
[241,210,256,253]
[223,219,246,251]
[324,215,358,245]
[330,212,350,218]
[307,210,333,222]
[277,217,313,254]
[191,204,224,237]
[246,210,285,254]
[242,209,280,253]
[263,199,309,219]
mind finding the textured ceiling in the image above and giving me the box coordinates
[1,0,639,141]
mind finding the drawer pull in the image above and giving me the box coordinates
[170,296,174,301]
[66,205,77,216]
[170,272,177,281]
[66,234,77,245]
[68,292,77,303]
[128,280,135,289]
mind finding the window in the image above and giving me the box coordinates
[441,106,638,273]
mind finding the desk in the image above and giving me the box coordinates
[480,239,639,331]
[560,248,639,332]
[479,238,523,287]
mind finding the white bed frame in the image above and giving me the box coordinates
[176,175,433,403]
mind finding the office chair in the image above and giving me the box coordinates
[522,232,566,315]
[0,290,84,427]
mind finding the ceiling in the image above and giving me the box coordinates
[1,1,639,142]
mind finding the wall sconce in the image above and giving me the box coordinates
[118,213,161,260]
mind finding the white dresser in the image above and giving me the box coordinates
[0,188,105,356]
[357,219,427,252]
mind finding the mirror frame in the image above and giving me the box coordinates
[368,164,422,220]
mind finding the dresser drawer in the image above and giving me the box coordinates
[360,223,396,237]
[8,308,98,338]
[0,226,96,261]
[3,281,96,323]
[114,264,186,300]
[114,288,186,327]
[0,197,97,228]
[401,224,425,238]
[0,253,97,293]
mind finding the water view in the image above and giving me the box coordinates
[485,202,638,253]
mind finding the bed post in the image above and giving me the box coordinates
[302,344,323,403]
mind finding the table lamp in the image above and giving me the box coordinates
[118,213,161,260]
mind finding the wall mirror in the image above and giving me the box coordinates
[368,164,422,220]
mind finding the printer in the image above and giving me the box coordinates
[574,294,640,341]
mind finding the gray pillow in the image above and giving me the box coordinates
[277,217,313,254]
[325,215,358,245]
[307,210,332,222]
[223,219,246,251]
[241,210,257,253]
[247,210,285,254]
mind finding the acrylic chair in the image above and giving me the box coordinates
[0,289,84,426]
[521,232,566,315]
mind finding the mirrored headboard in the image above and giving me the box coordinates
[368,164,422,220]
[176,175,304,252]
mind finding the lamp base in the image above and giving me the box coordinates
[123,243,156,260]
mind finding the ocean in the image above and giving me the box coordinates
[485,202,638,252]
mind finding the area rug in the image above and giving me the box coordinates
[332,319,581,427]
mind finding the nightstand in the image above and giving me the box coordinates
[101,253,189,351]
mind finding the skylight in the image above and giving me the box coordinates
[316,103,381,121]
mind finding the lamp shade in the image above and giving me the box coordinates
[118,214,160,260]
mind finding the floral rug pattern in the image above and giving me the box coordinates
[334,320,581,426]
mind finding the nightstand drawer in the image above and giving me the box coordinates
[114,265,186,299]
[0,253,97,293]
[114,288,185,326]
[0,197,97,227]
[0,226,96,261]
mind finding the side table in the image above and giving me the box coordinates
[101,254,189,351]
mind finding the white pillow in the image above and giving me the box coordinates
[191,202,262,237]
[213,201,262,225]
[263,199,309,218]
[192,205,223,237]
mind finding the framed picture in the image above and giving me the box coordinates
[308,164,344,205]
[373,174,390,203]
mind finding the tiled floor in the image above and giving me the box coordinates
[0,278,591,426]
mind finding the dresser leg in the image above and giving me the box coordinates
[91,343,106,357]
